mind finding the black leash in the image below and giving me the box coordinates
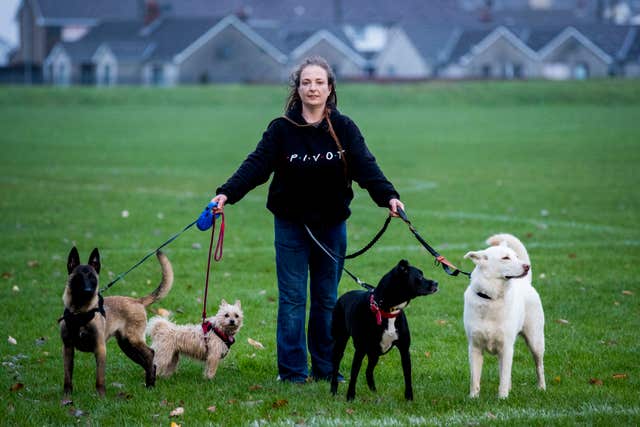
[305,207,470,283]
[396,208,471,277]
[304,224,375,291]
[99,219,198,293]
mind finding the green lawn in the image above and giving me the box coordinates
[0,80,639,426]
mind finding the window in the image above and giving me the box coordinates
[151,64,164,85]
[481,64,491,78]
[80,63,94,85]
[573,62,589,80]
[102,64,111,86]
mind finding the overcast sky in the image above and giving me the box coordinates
[0,0,20,46]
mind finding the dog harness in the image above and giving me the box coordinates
[369,294,401,326]
[58,294,106,332]
[202,321,236,350]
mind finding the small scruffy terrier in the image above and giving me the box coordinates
[146,299,243,379]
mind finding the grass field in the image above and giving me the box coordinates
[0,80,639,426]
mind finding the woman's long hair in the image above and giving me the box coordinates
[284,56,347,179]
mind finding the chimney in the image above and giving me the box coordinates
[145,0,161,25]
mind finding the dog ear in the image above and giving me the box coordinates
[464,251,487,265]
[88,248,101,274]
[220,299,228,306]
[234,299,241,308]
[67,247,80,274]
[397,259,410,272]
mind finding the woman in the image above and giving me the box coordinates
[210,56,404,383]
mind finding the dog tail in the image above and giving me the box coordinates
[139,251,174,307]
[146,316,171,338]
[486,233,530,264]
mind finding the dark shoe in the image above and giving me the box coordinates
[312,373,345,383]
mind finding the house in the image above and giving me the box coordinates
[15,0,139,68]
[441,26,541,79]
[45,14,289,86]
[538,24,638,78]
[371,25,431,79]
[288,29,367,79]
[44,20,146,85]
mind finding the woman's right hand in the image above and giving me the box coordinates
[210,194,228,214]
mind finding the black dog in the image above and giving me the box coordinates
[331,259,438,401]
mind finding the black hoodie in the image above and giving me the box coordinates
[216,107,399,225]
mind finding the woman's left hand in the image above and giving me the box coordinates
[388,198,405,217]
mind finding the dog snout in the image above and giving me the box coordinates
[523,264,530,273]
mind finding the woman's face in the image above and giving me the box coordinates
[297,65,332,110]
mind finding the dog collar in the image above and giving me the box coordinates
[476,292,492,300]
[369,294,401,326]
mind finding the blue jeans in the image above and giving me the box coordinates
[274,217,346,382]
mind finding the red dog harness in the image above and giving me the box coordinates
[369,294,401,326]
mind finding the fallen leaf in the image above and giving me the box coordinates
[70,409,86,417]
[612,373,628,380]
[436,320,447,325]
[346,408,355,415]
[249,384,263,391]
[622,290,634,296]
[613,301,620,306]
[27,260,39,268]
[554,376,561,384]
[487,412,497,419]
[424,351,431,358]
[248,338,265,350]
[170,422,181,427]
[568,253,576,259]
[8,336,17,345]
[555,319,569,324]
[272,399,288,409]
[589,378,603,386]
[2,272,12,279]
[169,407,184,417]
[9,383,24,392]
[207,406,216,413]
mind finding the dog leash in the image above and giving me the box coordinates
[304,224,374,291]
[200,211,225,334]
[99,219,198,293]
[396,208,471,277]
[99,202,225,294]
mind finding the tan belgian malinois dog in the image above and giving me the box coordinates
[60,247,173,398]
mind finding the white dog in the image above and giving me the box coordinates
[463,233,545,398]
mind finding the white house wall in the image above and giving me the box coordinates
[176,24,285,83]
[463,36,541,79]
[374,28,430,79]
[542,38,611,78]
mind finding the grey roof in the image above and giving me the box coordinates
[401,24,467,64]
[572,24,637,58]
[142,16,222,61]
[56,20,144,61]
[447,28,496,63]
[30,0,139,22]
[159,0,468,25]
